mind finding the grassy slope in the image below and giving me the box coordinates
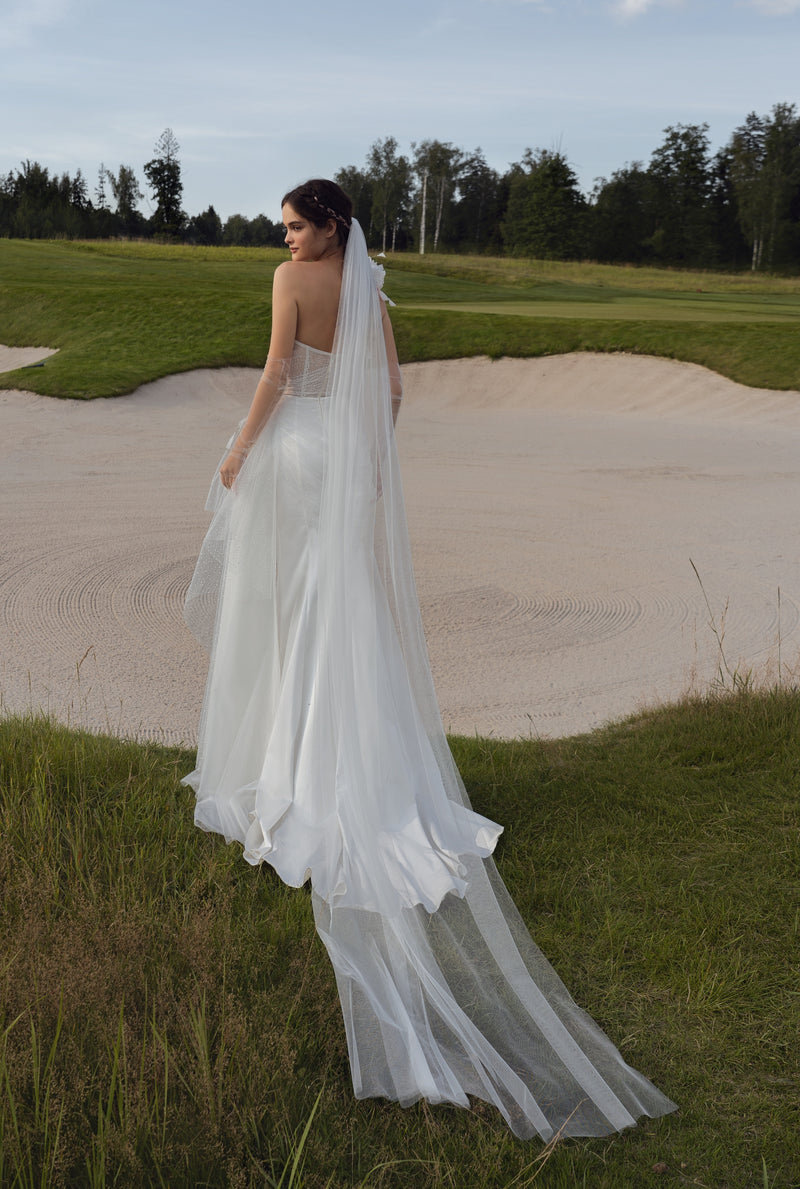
[1,697,798,1187]
[1,239,800,397]
[0,240,280,399]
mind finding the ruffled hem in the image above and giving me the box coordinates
[187,771,502,916]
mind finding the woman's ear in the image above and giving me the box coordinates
[326,219,337,239]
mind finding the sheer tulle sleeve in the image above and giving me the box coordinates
[183,354,291,651]
[227,355,292,460]
[380,293,402,411]
[388,360,403,401]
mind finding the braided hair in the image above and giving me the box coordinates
[281,178,353,246]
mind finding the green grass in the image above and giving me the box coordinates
[0,240,282,399]
[384,250,800,295]
[403,297,800,323]
[2,239,800,398]
[1,694,798,1187]
[391,310,800,393]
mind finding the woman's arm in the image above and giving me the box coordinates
[381,299,403,427]
[220,264,298,489]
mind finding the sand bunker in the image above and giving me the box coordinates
[1,352,799,743]
[0,344,59,372]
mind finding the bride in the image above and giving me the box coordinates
[183,178,676,1140]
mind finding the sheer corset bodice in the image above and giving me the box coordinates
[282,340,332,399]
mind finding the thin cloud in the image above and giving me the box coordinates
[746,0,800,12]
[611,0,684,17]
[613,0,654,13]
[0,0,74,48]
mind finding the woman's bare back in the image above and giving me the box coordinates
[276,257,342,355]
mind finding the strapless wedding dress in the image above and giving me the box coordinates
[183,339,676,1140]
[184,341,501,912]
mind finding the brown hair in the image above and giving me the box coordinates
[281,178,353,246]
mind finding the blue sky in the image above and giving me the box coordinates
[2,0,799,223]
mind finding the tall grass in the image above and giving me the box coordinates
[1,693,798,1186]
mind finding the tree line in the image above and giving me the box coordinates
[3,108,800,271]
[0,130,286,250]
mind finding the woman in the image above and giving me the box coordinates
[183,179,676,1140]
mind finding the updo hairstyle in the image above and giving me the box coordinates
[281,178,353,246]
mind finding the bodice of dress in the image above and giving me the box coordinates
[282,340,331,399]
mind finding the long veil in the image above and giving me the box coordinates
[309,220,676,1139]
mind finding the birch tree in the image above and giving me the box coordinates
[411,140,463,252]
[729,104,800,270]
[730,112,768,270]
[366,137,412,251]
[106,164,144,233]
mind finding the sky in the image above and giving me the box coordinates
[2,0,799,224]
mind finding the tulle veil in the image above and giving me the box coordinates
[186,219,677,1139]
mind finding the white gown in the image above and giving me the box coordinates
[184,342,501,912]
[184,231,676,1141]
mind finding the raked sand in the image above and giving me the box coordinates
[0,344,59,372]
[1,350,799,743]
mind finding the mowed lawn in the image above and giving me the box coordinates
[2,238,800,397]
[403,296,800,322]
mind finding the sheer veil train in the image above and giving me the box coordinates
[184,218,677,1140]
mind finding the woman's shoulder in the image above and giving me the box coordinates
[273,260,296,289]
[275,259,339,287]
[272,261,318,305]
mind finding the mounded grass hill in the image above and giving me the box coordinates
[1,238,799,398]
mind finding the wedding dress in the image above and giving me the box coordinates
[183,220,676,1140]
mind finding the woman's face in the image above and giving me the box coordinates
[282,204,337,261]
